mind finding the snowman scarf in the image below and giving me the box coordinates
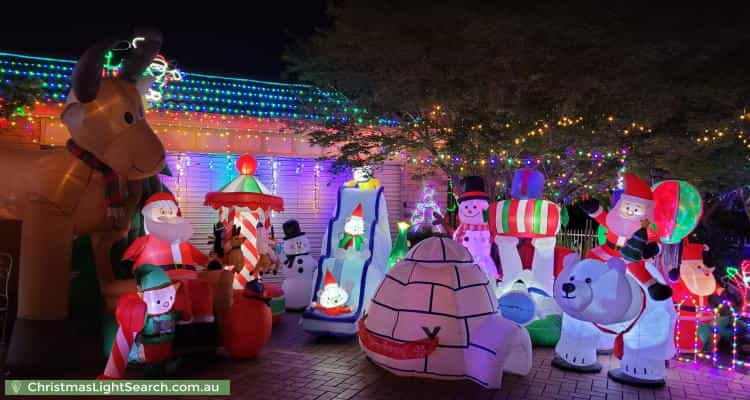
[453,223,489,243]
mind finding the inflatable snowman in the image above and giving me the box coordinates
[453,176,497,280]
[281,220,317,310]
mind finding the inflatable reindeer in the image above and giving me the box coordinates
[0,29,166,372]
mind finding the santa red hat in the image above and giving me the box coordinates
[351,203,363,219]
[142,192,182,217]
[682,241,708,261]
[619,173,653,214]
[323,269,339,288]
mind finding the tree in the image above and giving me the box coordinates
[0,77,44,120]
[285,1,750,199]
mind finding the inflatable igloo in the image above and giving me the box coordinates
[358,237,532,389]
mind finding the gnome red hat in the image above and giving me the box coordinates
[323,269,339,288]
[620,173,653,211]
[351,203,364,220]
[142,192,182,217]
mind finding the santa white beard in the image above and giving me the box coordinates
[605,211,642,238]
[144,216,194,243]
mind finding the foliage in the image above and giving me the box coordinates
[286,1,750,197]
[0,77,44,119]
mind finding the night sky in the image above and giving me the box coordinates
[0,2,329,82]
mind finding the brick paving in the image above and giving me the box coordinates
[3,311,750,399]
[185,312,750,400]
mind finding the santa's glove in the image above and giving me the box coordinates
[667,268,680,283]
[648,282,673,301]
[578,198,600,215]
[642,242,660,260]
[621,228,648,263]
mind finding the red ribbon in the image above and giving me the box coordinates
[593,287,647,359]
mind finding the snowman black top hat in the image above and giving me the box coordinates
[283,219,305,240]
[458,176,489,202]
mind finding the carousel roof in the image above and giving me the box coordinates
[204,154,284,212]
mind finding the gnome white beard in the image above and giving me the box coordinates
[145,216,194,244]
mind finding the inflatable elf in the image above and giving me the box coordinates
[339,203,366,252]
[453,176,497,278]
[99,265,180,379]
[312,269,352,316]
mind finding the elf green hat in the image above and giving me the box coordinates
[135,264,173,292]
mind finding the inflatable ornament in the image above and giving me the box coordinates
[651,180,703,245]
[553,257,674,387]
[223,281,272,359]
[359,237,532,388]
[454,176,497,279]
[301,182,391,336]
[100,265,179,379]
[281,220,317,310]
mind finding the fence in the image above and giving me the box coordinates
[556,221,599,257]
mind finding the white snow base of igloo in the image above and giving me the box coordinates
[360,237,532,389]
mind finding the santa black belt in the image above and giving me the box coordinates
[158,264,196,271]
[606,241,623,251]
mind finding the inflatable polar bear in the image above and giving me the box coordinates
[553,257,676,387]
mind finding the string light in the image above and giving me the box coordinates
[410,184,444,226]
[312,161,320,214]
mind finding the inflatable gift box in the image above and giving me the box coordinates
[358,237,532,389]
[489,198,561,239]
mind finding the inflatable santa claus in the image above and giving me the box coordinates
[578,173,672,301]
[454,176,497,279]
[670,240,719,352]
[123,192,214,324]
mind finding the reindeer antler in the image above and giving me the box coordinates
[120,27,162,82]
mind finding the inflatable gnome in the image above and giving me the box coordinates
[123,193,214,324]
[670,240,719,353]
[578,173,672,301]
[336,203,370,259]
[311,269,353,316]
[453,176,497,280]
[100,265,180,379]
[359,237,532,389]
[554,257,674,387]
[281,220,317,310]
[344,165,381,190]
